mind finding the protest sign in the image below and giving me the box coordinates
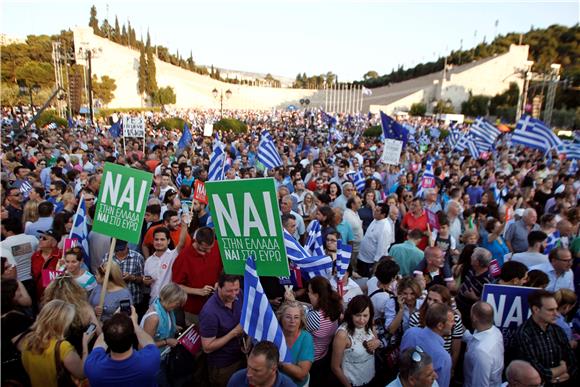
[194,180,208,204]
[205,178,289,276]
[203,122,213,136]
[178,325,202,356]
[425,209,440,230]
[122,116,146,138]
[481,284,536,343]
[42,269,63,287]
[381,139,403,165]
[92,163,153,244]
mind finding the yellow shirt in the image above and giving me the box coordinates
[21,338,75,387]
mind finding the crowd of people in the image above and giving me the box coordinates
[1,106,579,387]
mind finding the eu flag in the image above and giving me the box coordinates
[380,111,408,148]
[109,120,121,138]
[178,122,193,149]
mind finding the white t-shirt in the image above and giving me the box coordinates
[144,248,178,303]
[330,277,363,309]
[1,234,38,281]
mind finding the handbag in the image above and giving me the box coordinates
[54,340,77,387]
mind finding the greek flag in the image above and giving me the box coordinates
[336,240,352,281]
[544,230,560,254]
[447,129,462,149]
[470,117,500,151]
[347,170,366,193]
[430,127,441,139]
[466,137,481,159]
[321,110,337,127]
[283,230,333,279]
[304,220,326,257]
[568,159,578,175]
[556,142,580,160]
[69,194,91,268]
[512,115,562,152]
[175,172,183,188]
[208,141,226,181]
[258,130,282,170]
[416,159,435,198]
[241,256,292,362]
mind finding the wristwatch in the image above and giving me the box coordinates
[555,376,560,383]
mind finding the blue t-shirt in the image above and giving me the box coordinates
[84,344,160,387]
[282,330,314,387]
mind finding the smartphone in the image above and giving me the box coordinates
[86,323,96,335]
[119,299,131,315]
[181,203,189,216]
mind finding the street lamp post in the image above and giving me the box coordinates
[212,88,232,118]
[77,45,102,126]
[18,81,41,114]
[516,60,534,121]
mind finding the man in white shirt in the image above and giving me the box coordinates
[280,195,305,241]
[357,203,394,277]
[343,196,363,262]
[530,247,574,292]
[463,301,504,387]
[1,217,38,297]
[144,214,189,303]
[509,231,548,268]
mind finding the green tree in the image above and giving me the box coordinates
[101,19,112,39]
[121,24,127,45]
[92,75,117,105]
[434,99,455,114]
[89,5,100,35]
[137,48,147,95]
[15,61,54,88]
[146,47,158,95]
[325,71,336,86]
[114,16,121,43]
[152,86,176,109]
[461,94,491,117]
[409,102,427,116]
[363,70,379,80]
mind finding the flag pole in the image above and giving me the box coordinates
[98,237,117,314]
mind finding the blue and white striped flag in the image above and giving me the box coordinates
[466,136,481,159]
[346,170,366,193]
[336,240,352,281]
[511,115,562,152]
[175,172,183,188]
[447,129,462,149]
[208,142,226,181]
[416,159,435,198]
[258,130,282,170]
[304,220,325,257]
[69,194,91,268]
[283,230,333,279]
[568,159,578,175]
[470,117,501,151]
[544,230,560,255]
[556,142,580,160]
[241,256,292,362]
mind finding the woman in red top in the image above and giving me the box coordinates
[401,198,429,250]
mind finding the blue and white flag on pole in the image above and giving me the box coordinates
[283,230,333,279]
[321,110,337,127]
[241,256,292,362]
[556,142,580,160]
[208,141,226,181]
[336,240,352,281]
[304,220,326,257]
[511,115,562,152]
[69,194,90,267]
[346,170,366,193]
[470,117,500,151]
[258,130,282,170]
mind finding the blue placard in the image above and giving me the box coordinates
[481,284,537,343]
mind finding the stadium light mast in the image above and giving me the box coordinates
[516,60,534,121]
[543,63,561,127]
[212,88,232,118]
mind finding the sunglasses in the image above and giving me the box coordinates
[411,346,425,362]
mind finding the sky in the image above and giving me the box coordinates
[2,0,578,81]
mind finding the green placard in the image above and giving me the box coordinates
[206,178,289,277]
[92,163,153,244]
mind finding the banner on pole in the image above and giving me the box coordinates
[122,116,146,138]
[194,180,208,204]
[481,284,536,343]
[206,178,289,276]
[381,139,403,165]
[203,122,213,137]
[92,162,153,244]
[425,209,440,230]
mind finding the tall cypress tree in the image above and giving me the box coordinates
[89,5,100,35]
[114,16,121,43]
[138,47,147,95]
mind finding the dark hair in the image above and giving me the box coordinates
[153,226,171,240]
[180,185,192,198]
[218,273,241,288]
[374,259,400,285]
[407,229,423,241]
[251,341,280,369]
[314,192,331,205]
[548,247,569,262]
[485,218,499,233]
[457,244,477,281]
[32,186,45,198]
[38,201,55,217]
[102,313,136,353]
[425,302,451,329]
[318,205,334,227]
[1,278,18,311]
[2,218,22,234]
[344,295,373,335]
[418,284,452,327]
[52,180,66,194]
[528,230,548,247]
[346,197,357,210]
[52,211,73,236]
[500,261,528,282]
[65,247,83,262]
[528,289,555,311]
[146,204,161,216]
[194,227,214,245]
[281,213,296,228]
[525,270,550,288]
[308,276,342,321]
[162,210,178,222]
[326,182,342,197]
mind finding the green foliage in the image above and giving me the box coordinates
[15,61,54,88]
[549,108,578,128]
[156,117,186,131]
[92,75,117,105]
[213,118,248,134]
[409,102,427,116]
[363,71,379,80]
[461,94,491,117]
[152,86,176,107]
[363,125,382,137]
[96,106,162,119]
[36,110,68,128]
[137,48,147,95]
[293,72,336,88]
[89,5,99,34]
[145,49,158,95]
[489,82,519,122]
[433,100,455,114]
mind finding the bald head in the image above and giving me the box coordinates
[471,301,494,328]
[506,360,541,386]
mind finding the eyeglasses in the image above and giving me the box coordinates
[555,257,573,263]
[85,197,95,201]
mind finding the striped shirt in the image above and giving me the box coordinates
[408,309,464,353]
[305,308,338,361]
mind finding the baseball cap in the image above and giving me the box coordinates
[39,229,62,242]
